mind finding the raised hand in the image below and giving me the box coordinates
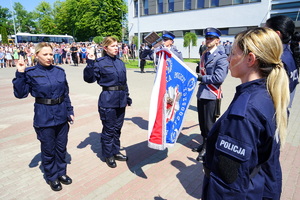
[87,53,95,60]
[16,56,26,72]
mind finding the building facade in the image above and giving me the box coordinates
[127,0,300,58]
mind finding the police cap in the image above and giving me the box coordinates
[204,27,222,38]
[162,31,175,40]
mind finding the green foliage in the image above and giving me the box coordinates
[132,36,138,47]
[93,36,104,44]
[183,32,197,47]
[183,32,198,58]
[0,0,128,42]
[0,26,8,44]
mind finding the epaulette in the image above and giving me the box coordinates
[229,92,251,117]
[96,57,105,62]
[54,65,65,71]
[25,66,36,72]
[218,50,224,55]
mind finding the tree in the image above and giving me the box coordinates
[54,0,127,42]
[183,32,197,58]
[33,2,57,34]
[0,26,9,44]
[13,3,36,33]
[93,36,104,44]
[0,6,14,35]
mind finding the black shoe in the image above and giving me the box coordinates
[196,144,206,163]
[106,156,117,168]
[114,153,128,161]
[58,175,72,185]
[48,179,62,191]
[191,144,204,152]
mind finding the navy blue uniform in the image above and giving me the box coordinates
[282,44,299,107]
[12,63,74,182]
[83,55,132,158]
[202,79,281,200]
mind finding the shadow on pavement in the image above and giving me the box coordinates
[125,116,148,130]
[29,152,72,182]
[171,157,203,199]
[77,132,103,160]
[125,140,168,179]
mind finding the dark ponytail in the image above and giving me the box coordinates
[290,32,300,70]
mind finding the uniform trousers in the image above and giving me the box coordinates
[35,122,69,182]
[197,99,217,138]
[99,107,125,158]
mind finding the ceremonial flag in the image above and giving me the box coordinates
[148,49,197,150]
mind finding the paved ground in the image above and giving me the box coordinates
[0,62,299,200]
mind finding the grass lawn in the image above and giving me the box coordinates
[125,58,200,68]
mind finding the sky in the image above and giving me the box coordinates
[1,0,58,12]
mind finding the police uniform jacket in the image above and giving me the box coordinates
[12,64,74,127]
[282,44,299,93]
[196,46,228,100]
[83,55,132,108]
[202,79,281,200]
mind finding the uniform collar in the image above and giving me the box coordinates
[105,54,117,60]
[236,78,266,94]
[37,63,54,71]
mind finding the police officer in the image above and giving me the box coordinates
[202,27,289,200]
[192,27,228,162]
[83,36,132,168]
[154,31,183,64]
[266,15,300,109]
[12,42,74,192]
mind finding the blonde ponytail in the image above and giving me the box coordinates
[235,27,290,147]
[267,65,290,146]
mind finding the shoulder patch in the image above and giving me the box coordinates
[229,92,251,117]
[216,135,252,162]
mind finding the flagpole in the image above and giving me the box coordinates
[10,0,17,45]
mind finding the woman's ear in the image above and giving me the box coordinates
[247,52,257,67]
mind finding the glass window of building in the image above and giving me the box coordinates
[169,0,174,12]
[211,0,219,7]
[134,0,138,17]
[144,0,149,15]
[249,0,261,2]
[233,0,243,4]
[271,12,300,21]
[197,0,204,8]
[158,0,163,13]
[272,2,300,10]
[185,0,192,10]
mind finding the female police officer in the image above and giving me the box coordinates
[201,28,289,199]
[83,36,132,168]
[13,42,74,192]
[266,15,300,109]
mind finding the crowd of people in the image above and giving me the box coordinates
[0,41,137,68]
[9,14,300,199]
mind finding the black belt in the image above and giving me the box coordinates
[35,96,64,105]
[102,86,126,91]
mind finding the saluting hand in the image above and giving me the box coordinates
[87,53,95,60]
[16,56,26,73]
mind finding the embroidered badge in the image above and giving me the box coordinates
[216,135,252,162]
